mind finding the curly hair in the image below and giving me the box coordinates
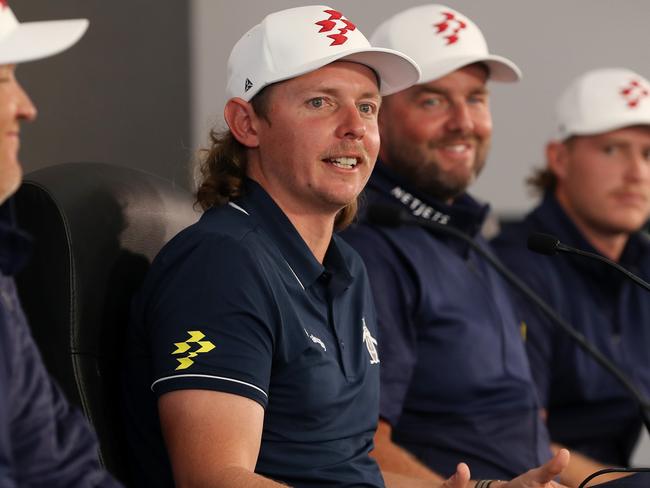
[526,137,578,196]
[195,87,358,231]
[526,167,557,196]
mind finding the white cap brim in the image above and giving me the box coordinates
[237,47,420,101]
[560,114,650,139]
[419,53,521,84]
[339,48,421,96]
[0,18,88,65]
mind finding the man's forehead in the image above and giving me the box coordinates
[571,125,650,145]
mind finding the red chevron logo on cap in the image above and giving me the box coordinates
[620,79,649,108]
[315,9,356,46]
[0,0,8,9]
[434,11,467,45]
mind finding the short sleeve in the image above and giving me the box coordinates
[146,233,277,409]
[342,226,419,425]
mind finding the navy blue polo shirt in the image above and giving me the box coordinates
[122,179,383,487]
[0,201,119,487]
[342,163,551,479]
[493,193,650,466]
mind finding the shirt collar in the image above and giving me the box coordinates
[364,161,490,237]
[233,179,352,291]
[0,198,32,276]
[530,192,650,279]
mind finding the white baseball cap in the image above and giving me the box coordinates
[226,5,421,101]
[371,4,521,85]
[0,3,88,65]
[556,68,650,140]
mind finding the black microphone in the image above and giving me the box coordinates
[528,232,650,293]
[367,203,650,435]
[527,232,563,255]
[578,467,650,488]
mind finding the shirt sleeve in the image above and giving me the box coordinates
[342,226,419,425]
[146,233,277,409]
[4,279,121,488]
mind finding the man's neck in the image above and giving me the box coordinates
[280,208,334,264]
[575,225,628,262]
[245,169,335,263]
[555,193,629,262]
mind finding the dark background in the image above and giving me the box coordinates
[13,0,192,188]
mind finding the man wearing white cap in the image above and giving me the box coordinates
[120,5,467,488]
[0,3,121,487]
[494,68,650,485]
[342,3,572,485]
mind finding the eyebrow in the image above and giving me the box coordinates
[307,86,381,101]
[413,85,489,98]
[595,138,650,150]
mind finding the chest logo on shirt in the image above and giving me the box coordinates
[362,318,380,364]
[303,328,327,352]
[172,330,216,370]
[519,321,527,342]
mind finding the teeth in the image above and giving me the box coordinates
[330,157,357,169]
[445,145,468,153]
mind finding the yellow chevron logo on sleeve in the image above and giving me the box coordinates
[171,330,216,370]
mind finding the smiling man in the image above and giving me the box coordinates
[493,68,650,485]
[342,3,561,484]
[121,6,437,488]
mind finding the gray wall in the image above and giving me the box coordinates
[191,0,650,217]
[14,0,191,187]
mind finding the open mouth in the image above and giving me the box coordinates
[444,144,470,153]
[325,157,359,169]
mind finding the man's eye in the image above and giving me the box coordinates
[308,98,324,108]
[420,97,443,108]
[359,103,375,114]
[603,145,617,155]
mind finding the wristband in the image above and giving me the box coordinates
[475,480,502,488]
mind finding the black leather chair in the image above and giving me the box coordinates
[14,162,199,485]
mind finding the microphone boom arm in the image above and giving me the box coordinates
[378,209,650,436]
[557,242,650,293]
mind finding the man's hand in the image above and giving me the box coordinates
[383,462,471,488]
[500,449,571,488]
[441,463,471,488]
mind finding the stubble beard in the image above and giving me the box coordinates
[383,136,489,202]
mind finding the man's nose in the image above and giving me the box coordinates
[336,104,366,140]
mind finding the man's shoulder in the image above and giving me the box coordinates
[492,215,535,251]
[340,221,411,263]
[492,214,567,295]
[163,203,264,256]
[142,203,278,292]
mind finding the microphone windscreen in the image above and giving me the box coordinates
[527,232,560,255]
[366,204,406,227]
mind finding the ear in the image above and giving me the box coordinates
[546,140,569,181]
[224,98,261,148]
